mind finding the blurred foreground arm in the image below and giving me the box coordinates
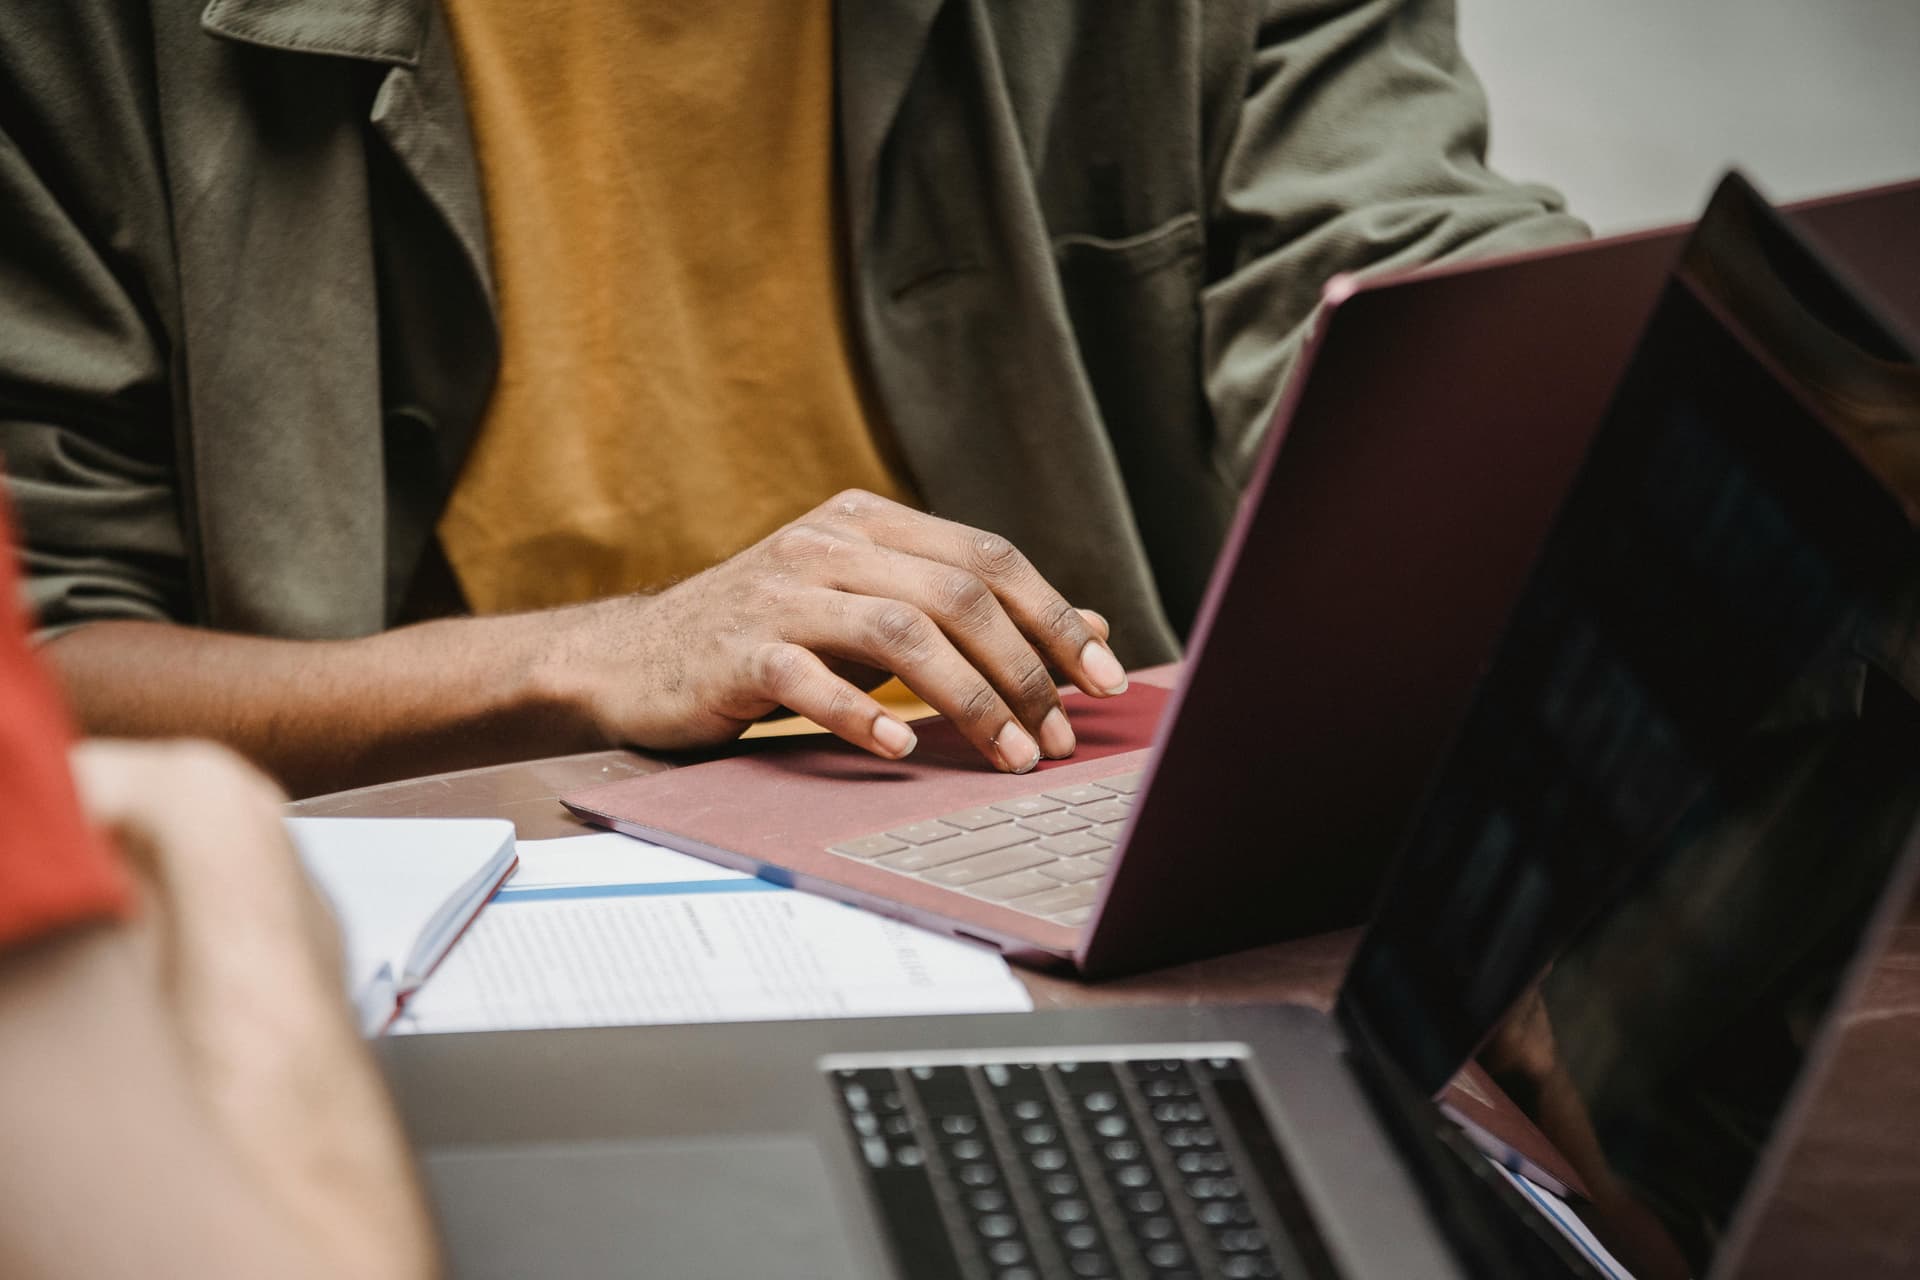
[0,741,438,1279]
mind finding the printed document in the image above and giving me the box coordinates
[394,833,1032,1033]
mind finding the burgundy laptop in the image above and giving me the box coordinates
[564,178,1920,978]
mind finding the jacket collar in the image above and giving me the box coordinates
[199,0,942,217]
[201,0,429,66]
[196,0,945,273]
[203,0,946,84]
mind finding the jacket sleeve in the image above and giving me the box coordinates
[1202,0,1590,485]
[0,6,192,637]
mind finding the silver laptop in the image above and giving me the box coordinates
[383,174,1920,1280]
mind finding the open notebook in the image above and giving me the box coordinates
[287,817,518,1033]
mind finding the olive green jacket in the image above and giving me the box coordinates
[0,0,1584,663]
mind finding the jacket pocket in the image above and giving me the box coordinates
[1051,213,1202,276]
[1052,212,1233,635]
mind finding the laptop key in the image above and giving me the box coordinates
[1091,823,1126,844]
[831,833,909,859]
[992,795,1065,818]
[1036,832,1113,859]
[1019,811,1092,836]
[876,826,1033,873]
[1094,772,1143,794]
[1086,848,1115,867]
[1076,799,1131,824]
[1044,783,1113,807]
[924,845,1052,887]
[887,819,964,845]
[940,805,1015,831]
[968,868,1061,901]
[1007,881,1099,915]
[1036,852,1106,880]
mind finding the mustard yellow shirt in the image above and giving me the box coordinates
[438,0,915,614]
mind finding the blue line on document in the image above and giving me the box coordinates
[1512,1174,1622,1279]
[492,879,784,904]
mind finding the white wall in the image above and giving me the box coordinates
[1460,2,1920,234]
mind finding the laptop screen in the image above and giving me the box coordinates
[1341,175,1920,1279]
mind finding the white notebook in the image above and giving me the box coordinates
[286,817,518,1033]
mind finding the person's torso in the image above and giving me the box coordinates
[435,0,918,613]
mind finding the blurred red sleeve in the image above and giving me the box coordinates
[0,478,133,949]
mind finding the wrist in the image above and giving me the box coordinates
[519,598,629,751]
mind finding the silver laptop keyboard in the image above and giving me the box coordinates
[825,773,1142,926]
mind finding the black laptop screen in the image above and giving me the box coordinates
[1341,177,1920,1279]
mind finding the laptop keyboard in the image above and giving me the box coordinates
[828,1053,1288,1280]
[825,773,1141,926]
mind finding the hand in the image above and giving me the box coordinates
[553,489,1132,772]
[71,740,346,1030]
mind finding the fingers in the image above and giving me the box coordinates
[71,740,290,879]
[809,538,1076,760]
[786,591,1046,773]
[67,738,355,1039]
[747,642,920,761]
[814,491,1129,699]
[672,496,1128,771]
[69,738,312,933]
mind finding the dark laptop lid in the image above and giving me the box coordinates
[1338,172,1920,1279]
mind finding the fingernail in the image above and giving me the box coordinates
[873,714,917,759]
[1037,707,1076,759]
[994,721,1041,774]
[1080,640,1128,695]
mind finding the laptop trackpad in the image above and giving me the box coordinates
[425,1134,869,1279]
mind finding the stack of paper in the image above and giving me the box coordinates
[393,833,1032,1034]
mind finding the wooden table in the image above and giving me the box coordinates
[293,750,1920,1278]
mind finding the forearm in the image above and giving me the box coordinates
[68,742,443,1278]
[46,492,1131,790]
[0,925,436,1280]
[177,902,441,1280]
[46,611,608,797]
